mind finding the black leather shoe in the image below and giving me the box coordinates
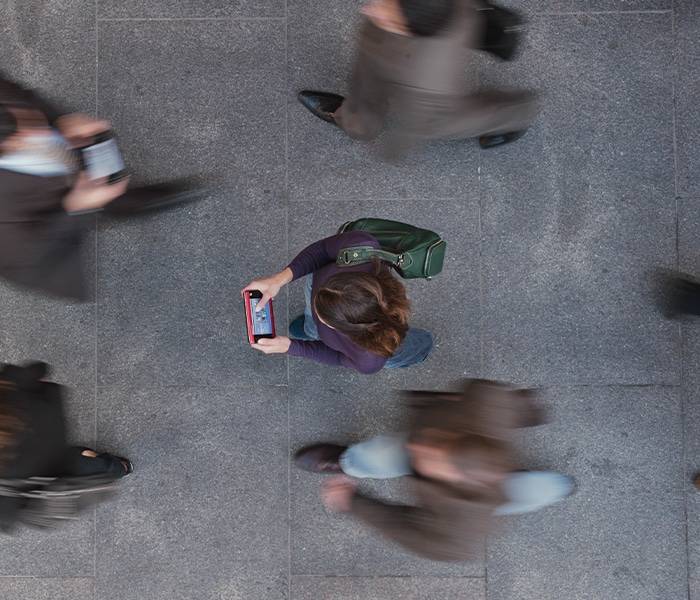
[294,444,347,473]
[479,129,527,149]
[104,178,208,217]
[297,91,344,125]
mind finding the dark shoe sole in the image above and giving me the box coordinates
[479,129,527,149]
[293,443,347,474]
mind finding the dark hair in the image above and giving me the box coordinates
[0,104,19,146]
[398,0,456,36]
[314,263,410,358]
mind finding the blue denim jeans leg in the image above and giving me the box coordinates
[493,471,575,515]
[302,274,320,340]
[340,433,413,478]
[385,327,433,369]
[341,435,574,514]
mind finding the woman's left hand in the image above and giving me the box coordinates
[252,336,291,354]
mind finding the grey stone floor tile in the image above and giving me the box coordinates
[97,19,286,188]
[675,0,700,197]
[0,283,95,444]
[0,0,95,113]
[291,576,485,600]
[496,0,670,14]
[289,379,483,577]
[679,196,700,583]
[95,384,288,600]
[488,385,686,600]
[96,190,288,387]
[98,0,283,18]
[479,12,677,385]
[287,0,479,201]
[0,578,93,600]
[685,326,700,583]
[286,197,481,389]
[0,519,93,577]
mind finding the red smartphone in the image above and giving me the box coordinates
[244,290,276,345]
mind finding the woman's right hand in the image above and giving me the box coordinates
[241,267,293,310]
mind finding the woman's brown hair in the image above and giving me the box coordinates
[314,261,410,357]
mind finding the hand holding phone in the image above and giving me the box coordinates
[244,290,276,345]
[78,130,127,184]
[240,268,293,312]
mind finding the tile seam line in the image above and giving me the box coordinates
[284,2,291,600]
[93,0,99,593]
[670,2,690,596]
[289,574,487,579]
[534,9,672,15]
[96,16,286,22]
[90,382,677,391]
[0,576,96,579]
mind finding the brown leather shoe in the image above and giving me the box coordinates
[294,444,347,473]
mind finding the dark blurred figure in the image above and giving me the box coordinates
[659,271,700,319]
[658,272,700,490]
[0,361,131,532]
[0,74,205,301]
[295,380,574,561]
[298,0,538,156]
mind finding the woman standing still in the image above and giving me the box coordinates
[242,231,433,374]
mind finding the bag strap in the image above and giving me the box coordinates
[336,245,414,270]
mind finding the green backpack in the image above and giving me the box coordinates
[336,218,446,279]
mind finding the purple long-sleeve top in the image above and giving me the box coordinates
[286,231,387,374]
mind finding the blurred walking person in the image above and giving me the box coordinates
[294,380,574,561]
[0,362,131,532]
[298,0,538,156]
[0,73,204,301]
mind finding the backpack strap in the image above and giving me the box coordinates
[336,245,414,270]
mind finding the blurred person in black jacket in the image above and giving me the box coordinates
[0,74,204,301]
[0,361,131,531]
[657,271,700,489]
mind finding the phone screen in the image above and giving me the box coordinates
[250,297,273,336]
[83,138,125,180]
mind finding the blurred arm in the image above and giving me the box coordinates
[350,493,482,562]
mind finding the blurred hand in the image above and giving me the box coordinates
[63,173,129,213]
[56,113,111,148]
[252,336,291,354]
[241,268,293,310]
[321,476,356,513]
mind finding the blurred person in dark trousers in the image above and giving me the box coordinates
[657,271,700,490]
[0,361,131,532]
[298,0,538,156]
[294,380,574,561]
[0,74,204,301]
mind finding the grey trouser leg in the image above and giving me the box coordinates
[394,88,540,142]
[334,51,388,141]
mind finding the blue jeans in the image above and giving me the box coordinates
[299,275,433,368]
[340,434,574,515]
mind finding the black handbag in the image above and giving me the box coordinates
[476,1,525,61]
